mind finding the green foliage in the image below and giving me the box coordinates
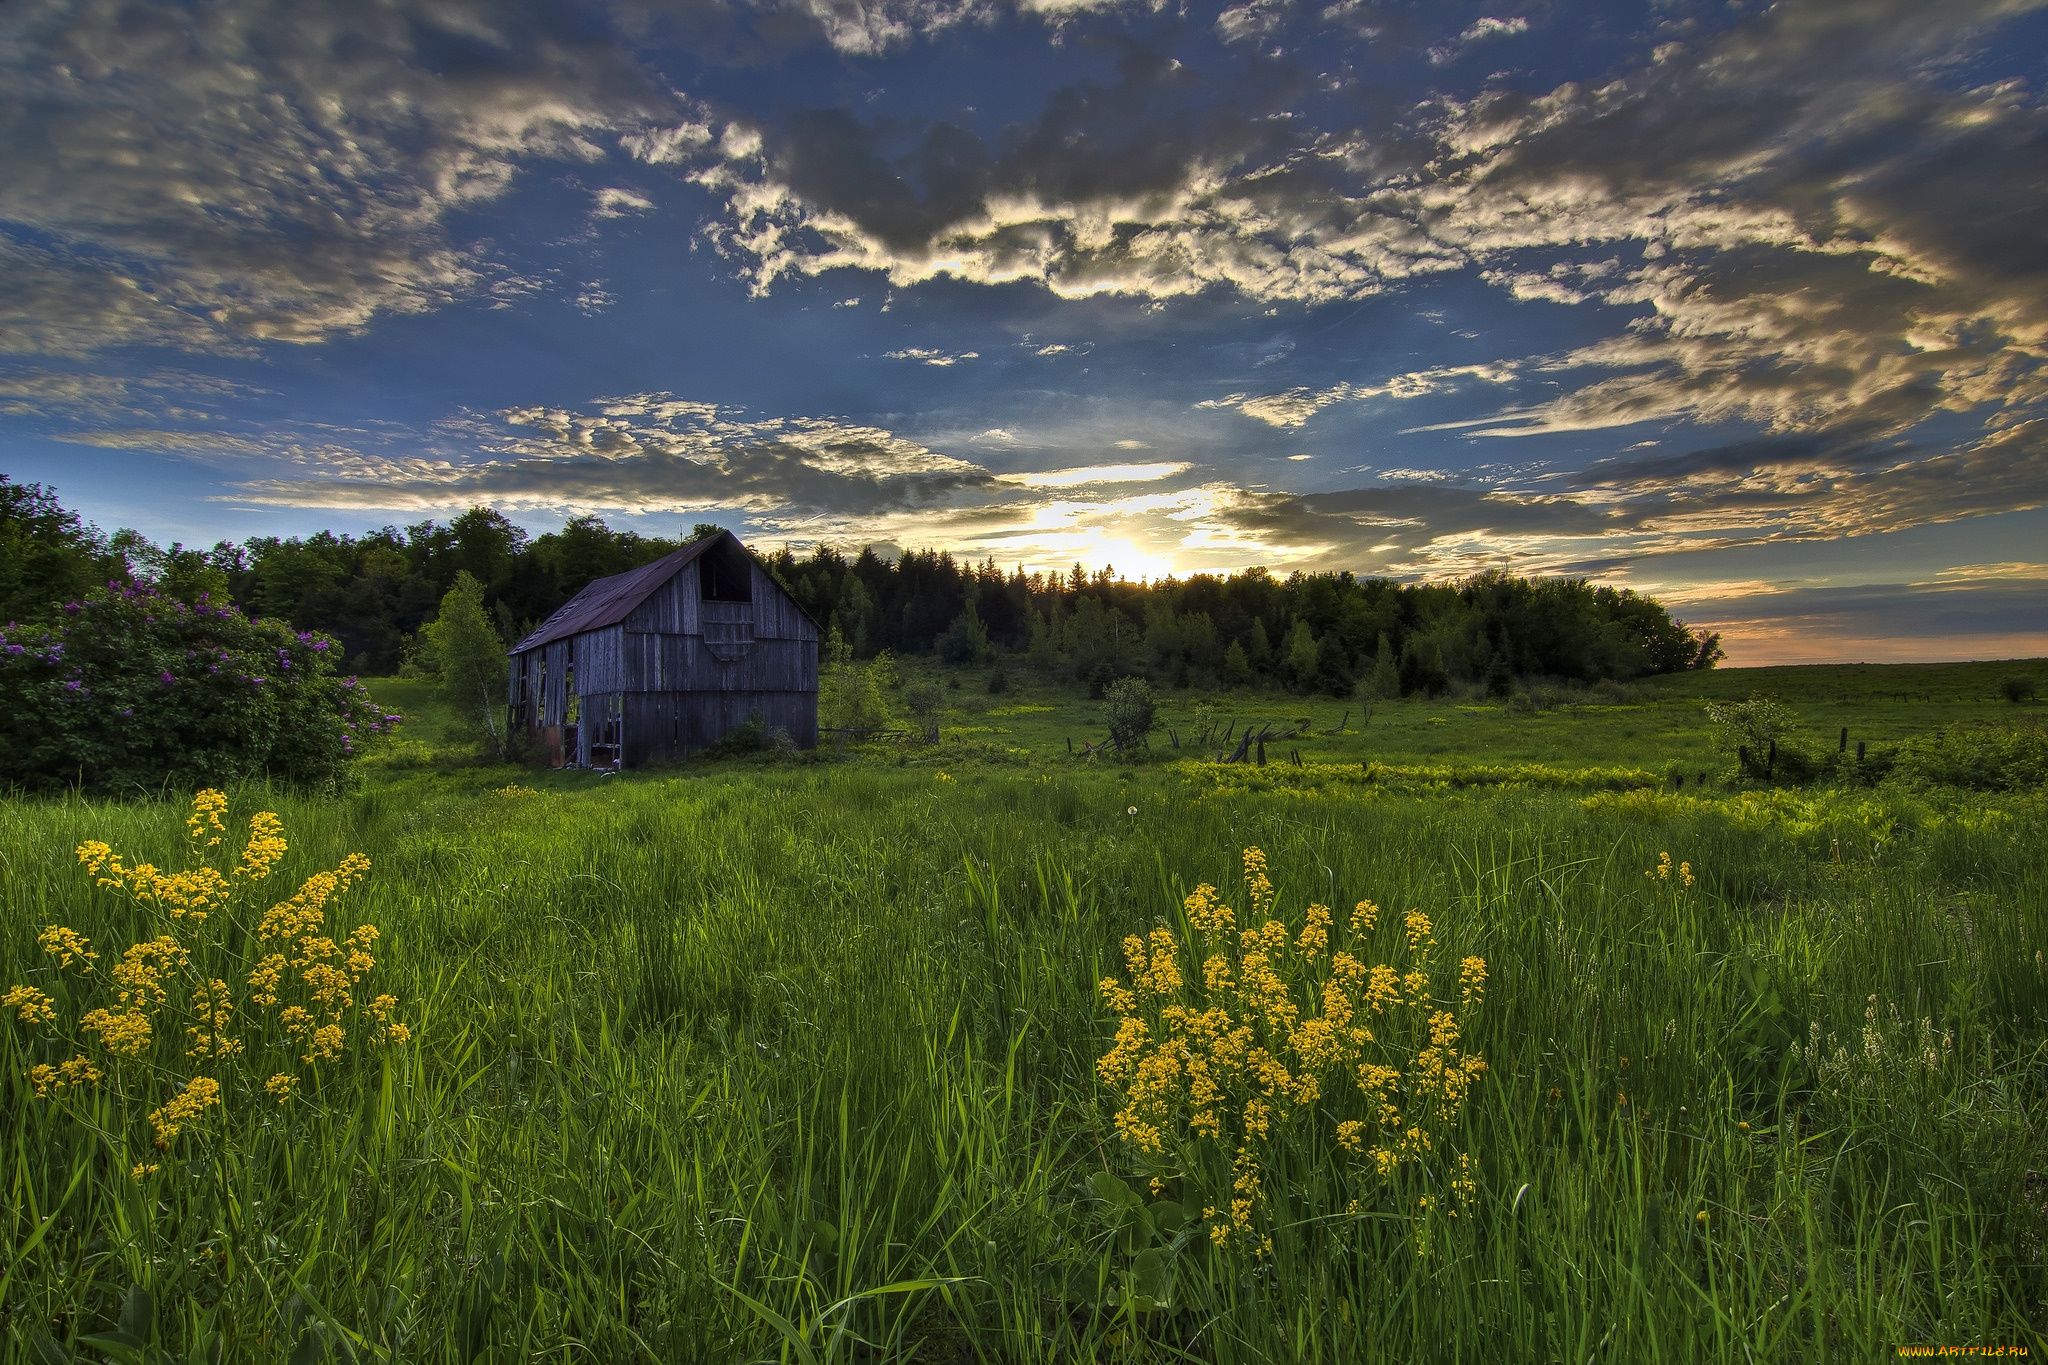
[2001,673,2039,703]
[1220,638,1253,687]
[0,581,391,793]
[822,658,892,731]
[418,571,507,751]
[1892,720,2048,792]
[935,599,990,664]
[0,475,120,626]
[1703,694,1798,758]
[1102,676,1157,751]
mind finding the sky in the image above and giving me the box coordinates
[3,0,2047,665]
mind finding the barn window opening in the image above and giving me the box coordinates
[699,537,754,603]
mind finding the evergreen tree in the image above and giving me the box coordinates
[1285,620,1319,691]
[1366,632,1401,701]
[1221,639,1254,688]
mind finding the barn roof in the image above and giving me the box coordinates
[509,532,726,655]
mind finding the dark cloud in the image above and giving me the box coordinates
[0,0,669,355]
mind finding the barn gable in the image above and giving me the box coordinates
[506,531,818,768]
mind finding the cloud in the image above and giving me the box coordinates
[883,347,980,365]
[136,391,985,519]
[0,366,269,421]
[682,0,2048,499]
[1000,461,1191,487]
[1199,363,1519,427]
[1427,15,1529,66]
[592,188,656,219]
[0,0,668,356]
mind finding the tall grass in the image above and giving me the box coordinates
[2,768,2043,1360]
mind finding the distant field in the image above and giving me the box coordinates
[2,660,2043,1361]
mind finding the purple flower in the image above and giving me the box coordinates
[160,670,176,686]
[64,680,82,692]
[5,645,21,656]
[121,708,133,717]
[62,602,80,614]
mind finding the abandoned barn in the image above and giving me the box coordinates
[506,530,819,768]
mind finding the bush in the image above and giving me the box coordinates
[1103,676,1157,752]
[1999,674,2038,704]
[1891,720,2048,792]
[0,581,392,794]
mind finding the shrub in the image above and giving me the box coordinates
[0,581,393,794]
[1102,676,1157,752]
[1999,674,2038,704]
[822,658,892,732]
[1891,720,2048,792]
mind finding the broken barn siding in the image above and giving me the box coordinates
[505,531,819,769]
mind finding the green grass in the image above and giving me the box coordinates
[2,665,2045,1361]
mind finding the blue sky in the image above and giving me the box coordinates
[4,0,2047,662]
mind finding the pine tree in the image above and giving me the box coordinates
[1221,639,1253,688]
[1285,620,1318,691]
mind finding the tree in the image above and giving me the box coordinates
[1103,677,1157,752]
[822,658,891,732]
[0,580,391,793]
[904,680,944,743]
[1703,694,1797,773]
[935,599,991,664]
[1284,620,1319,692]
[1221,639,1253,688]
[420,572,508,753]
[0,476,117,626]
[1313,632,1353,697]
[1366,633,1400,701]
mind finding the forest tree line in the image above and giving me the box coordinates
[2,476,1722,697]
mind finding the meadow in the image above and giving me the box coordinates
[2,660,2045,1362]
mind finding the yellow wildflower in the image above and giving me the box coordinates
[27,1055,101,1097]
[235,811,289,881]
[3,985,56,1027]
[248,954,286,1007]
[1184,883,1236,938]
[148,1076,222,1143]
[1242,847,1274,920]
[1296,902,1331,961]
[304,1024,346,1062]
[1404,909,1435,957]
[364,994,411,1044]
[132,1163,160,1180]
[265,1073,298,1104]
[186,788,229,846]
[80,1008,152,1056]
[494,784,539,798]
[1459,956,1488,1007]
[1350,900,1379,935]
[38,926,95,970]
[111,937,188,1011]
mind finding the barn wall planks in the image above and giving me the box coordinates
[509,534,819,768]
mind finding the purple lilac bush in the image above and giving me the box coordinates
[0,580,398,793]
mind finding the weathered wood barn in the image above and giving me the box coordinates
[506,530,818,768]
